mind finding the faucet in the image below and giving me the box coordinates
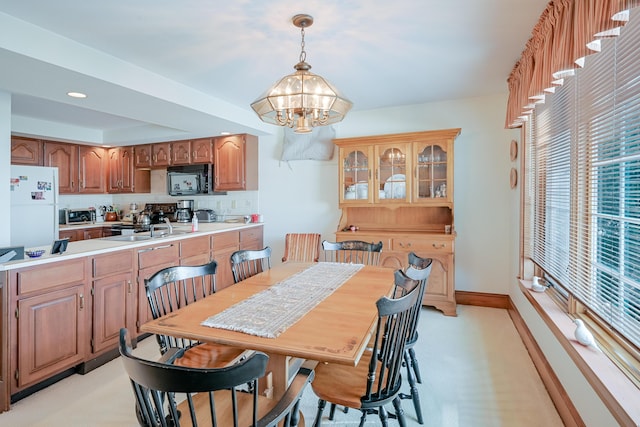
[164,217,173,233]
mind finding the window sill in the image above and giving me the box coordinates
[518,280,640,426]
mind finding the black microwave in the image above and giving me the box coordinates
[167,164,222,196]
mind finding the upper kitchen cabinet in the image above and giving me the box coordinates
[334,129,460,208]
[171,138,213,165]
[213,134,258,191]
[108,146,150,194]
[151,142,172,167]
[78,145,107,193]
[44,141,77,193]
[11,136,43,166]
[134,144,152,168]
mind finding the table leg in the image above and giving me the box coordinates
[258,353,288,398]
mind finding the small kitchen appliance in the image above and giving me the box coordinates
[194,209,217,222]
[175,199,194,223]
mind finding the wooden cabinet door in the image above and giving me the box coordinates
[211,231,240,290]
[152,142,171,167]
[172,140,192,165]
[338,145,374,204]
[374,143,411,204]
[44,142,77,193]
[17,286,86,387]
[214,135,246,190]
[107,148,122,192]
[134,144,152,168]
[11,137,42,165]
[59,229,81,242]
[78,145,106,193]
[83,228,103,240]
[191,138,213,164]
[92,273,134,354]
[119,147,135,192]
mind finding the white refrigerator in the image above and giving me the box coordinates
[10,165,60,248]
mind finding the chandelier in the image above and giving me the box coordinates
[250,14,352,134]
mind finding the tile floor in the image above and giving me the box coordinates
[0,305,564,426]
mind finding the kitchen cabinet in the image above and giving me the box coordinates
[78,145,106,193]
[44,142,106,194]
[44,141,77,193]
[10,259,88,390]
[11,136,42,166]
[171,138,213,165]
[211,231,240,290]
[334,129,460,316]
[90,251,135,355]
[213,134,258,191]
[151,142,172,167]
[135,242,180,333]
[108,146,151,193]
[134,144,152,168]
[59,229,81,242]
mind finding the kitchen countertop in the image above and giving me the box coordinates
[1,222,263,271]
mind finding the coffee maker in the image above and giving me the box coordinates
[175,200,194,223]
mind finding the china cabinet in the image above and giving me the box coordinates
[334,129,460,316]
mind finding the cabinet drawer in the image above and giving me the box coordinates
[15,259,87,296]
[240,227,263,245]
[212,231,239,250]
[391,236,454,253]
[180,236,211,259]
[93,250,133,277]
[137,243,179,270]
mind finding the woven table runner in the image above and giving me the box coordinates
[201,262,364,338]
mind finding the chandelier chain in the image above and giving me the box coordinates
[299,27,306,63]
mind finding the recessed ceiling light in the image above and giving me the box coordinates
[220,131,231,135]
[67,91,87,99]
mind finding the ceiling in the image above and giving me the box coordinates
[0,0,548,146]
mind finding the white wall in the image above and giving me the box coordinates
[0,92,11,247]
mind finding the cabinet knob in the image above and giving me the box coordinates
[432,243,446,249]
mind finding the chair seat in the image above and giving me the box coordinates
[311,352,374,409]
[174,343,246,369]
[179,386,306,426]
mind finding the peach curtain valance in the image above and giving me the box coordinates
[505,0,640,128]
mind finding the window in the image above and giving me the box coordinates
[526,9,640,358]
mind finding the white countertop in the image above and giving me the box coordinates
[1,222,263,271]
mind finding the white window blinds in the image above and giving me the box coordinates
[529,8,640,349]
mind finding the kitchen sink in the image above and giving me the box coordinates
[152,230,190,238]
[103,235,153,242]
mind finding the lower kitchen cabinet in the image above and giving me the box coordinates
[91,250,135,355]
[1,225,264,412]
[17,285,87,388]
[136,242,179,334]
[10,258,89,391]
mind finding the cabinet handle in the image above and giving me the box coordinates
[127,280,132,294]
[399,242,412,248]
[432,243,446,249]
[79,293,84,309]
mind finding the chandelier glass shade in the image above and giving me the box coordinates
[250,14,352,134]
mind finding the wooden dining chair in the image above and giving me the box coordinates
[144,260,246,368]
[230,246,272,283]
[321,239,383,265]
[311,269,421,426]
[119,328,314,427]
[282,233,321,262]
[397,252,433,425]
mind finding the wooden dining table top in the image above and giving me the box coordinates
[140,261,395,367]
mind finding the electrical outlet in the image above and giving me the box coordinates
[216,201,222,210]
[231,200,237,209]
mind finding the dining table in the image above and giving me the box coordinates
[140,261,395,398]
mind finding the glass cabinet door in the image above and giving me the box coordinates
[340,147,372,203]
[415,142,449,202]
[375,144,409,202]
